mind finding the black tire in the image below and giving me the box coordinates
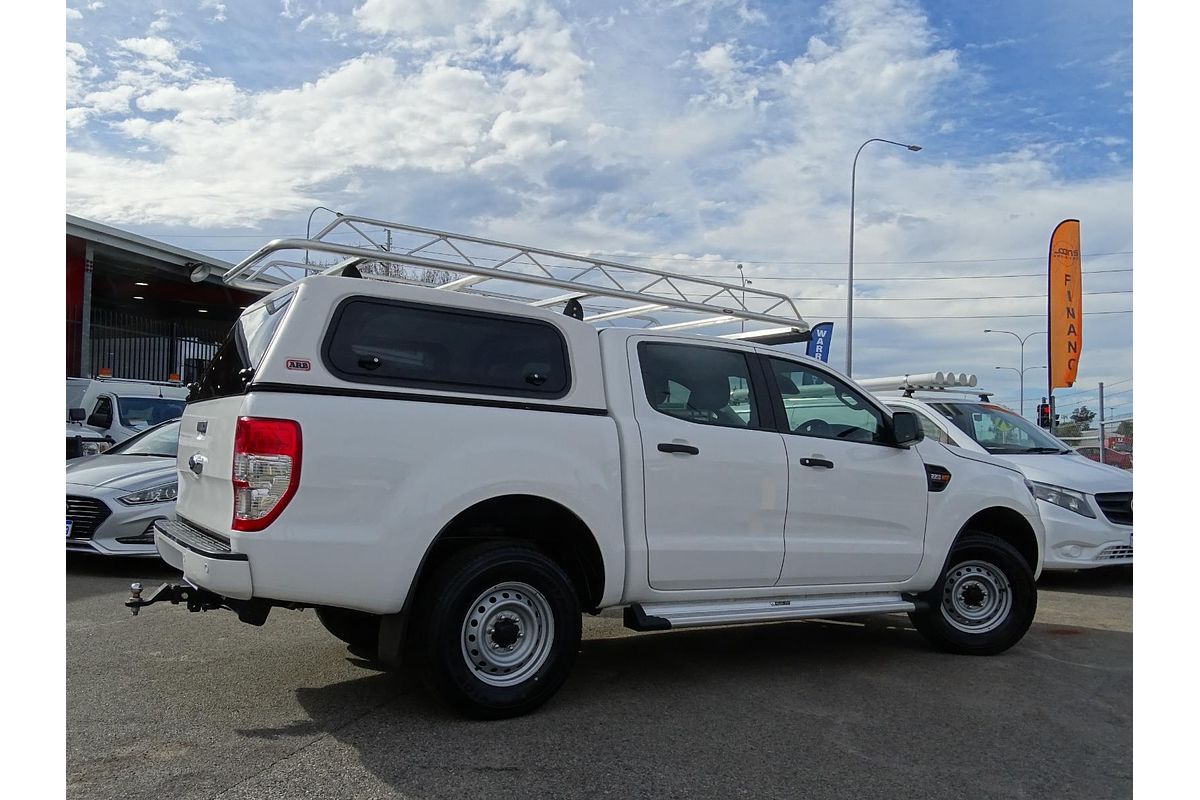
[411,542,581,719]
[909,531,1037,655]
[315,606,381,652]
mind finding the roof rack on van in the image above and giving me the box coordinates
[857,372,992,401]
[221,213,810,344]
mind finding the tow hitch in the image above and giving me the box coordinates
[125,582,273,625]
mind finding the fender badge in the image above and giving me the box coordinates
[286,359,312,371]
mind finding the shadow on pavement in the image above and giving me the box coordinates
[66,551,178,603]
[232,616,1130,800]
[1038,565,1132,598]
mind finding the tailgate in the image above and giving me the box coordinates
[175,397,245,535]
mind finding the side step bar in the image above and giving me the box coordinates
[624,593,918,631]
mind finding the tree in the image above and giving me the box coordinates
[1055,421,1082,440]
[1070,406,1096,431]
[1116,419,1133,437]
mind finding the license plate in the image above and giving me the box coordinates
[66,519,73,539]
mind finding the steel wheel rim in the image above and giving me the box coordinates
[461,581,555,687]
[940,559,1012,634]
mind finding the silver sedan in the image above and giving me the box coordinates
[66,419,180,557]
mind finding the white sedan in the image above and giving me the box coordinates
[66,419,180,557]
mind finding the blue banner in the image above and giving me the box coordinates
[805,322,834,363]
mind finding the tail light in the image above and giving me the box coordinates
[232,417,302,531]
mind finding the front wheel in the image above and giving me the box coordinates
[412,543,581,719]
[909,532,1037,655]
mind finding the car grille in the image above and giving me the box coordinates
[1094,492,1132,526]
[1098,544,1133,561]
[67,496,112,540]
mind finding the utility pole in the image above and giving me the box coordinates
[1097,382,1106,465]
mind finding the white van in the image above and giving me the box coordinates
[66,377,189,458]
[875,388,1131,571]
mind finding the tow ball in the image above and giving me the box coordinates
[125,582,223,616]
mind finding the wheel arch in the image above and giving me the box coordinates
[953,505,1041,574]
[409,493,607,613]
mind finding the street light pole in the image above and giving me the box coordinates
[994,365,1047,416]
[847,138,922,377]
[984,329,1047,417]
[737,263,746,333]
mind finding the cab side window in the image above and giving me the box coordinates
[638,342,761,430]
[768,359,884,443]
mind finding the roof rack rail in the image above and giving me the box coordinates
[857,372,992,401]
[222,213,810,343]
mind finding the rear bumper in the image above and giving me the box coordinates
[153,519,254,600]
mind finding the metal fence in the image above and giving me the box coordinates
[1056,419,1133,471]
[66,306,231,383]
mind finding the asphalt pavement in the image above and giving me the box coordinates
[67,555,1132,800]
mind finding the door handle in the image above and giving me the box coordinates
[799,457,834,469]
[658,443,700,455]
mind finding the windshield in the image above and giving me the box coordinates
[928,401,1071,454]
[116,396,186,430]
[107,420,181,457]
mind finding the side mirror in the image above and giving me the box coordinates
[69,407,86,422]
[88,412,113,429]
[891,411,925,448]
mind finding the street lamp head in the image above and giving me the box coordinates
[907,144,922,152]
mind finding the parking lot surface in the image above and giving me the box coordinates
[67,556,1131,800]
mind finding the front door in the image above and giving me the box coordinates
[632,340,788,590]
[765,357,929,586]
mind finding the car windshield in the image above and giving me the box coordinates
[107,420,181,458]
[116,396,187,430]
[927,401,1071,455]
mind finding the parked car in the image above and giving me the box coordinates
[67,419,180,557]
[128,266,1047,719]
[877,393,1131,571]
[66,376,188,457]
[1075,446,1132,470]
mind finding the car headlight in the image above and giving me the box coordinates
[1030,481,1096,518]
[80,441,112,456]
[118,482,179,505]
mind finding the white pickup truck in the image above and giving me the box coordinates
[128,223,1045,719]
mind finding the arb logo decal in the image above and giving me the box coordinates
[286,359,312,371]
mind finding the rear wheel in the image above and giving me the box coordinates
[412,542,581,719]
[315,607,381,652]
[909,532,1037,655]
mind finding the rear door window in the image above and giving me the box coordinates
[637,342,763,430]
[323,298,570,397]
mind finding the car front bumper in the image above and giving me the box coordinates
[1038,501,1133,570]
[66,483,173,557]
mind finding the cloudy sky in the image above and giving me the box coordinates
[65,0,1133,419]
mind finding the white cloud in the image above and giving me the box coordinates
[353,0,481,35]
[116,36,180,63]
[199,1,227,23]
[67,8,83,20]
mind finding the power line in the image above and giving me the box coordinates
[818,310,1130,320]
[689,268,1132,281]
[851,289,1131,301]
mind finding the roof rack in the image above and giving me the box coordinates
[857,372,992,401]
[221,213,810,344]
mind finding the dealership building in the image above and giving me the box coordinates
[66,215,258,383]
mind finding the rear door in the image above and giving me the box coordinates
[765,357,928,586]
[175,291,294,534]
[630,339,788,590]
